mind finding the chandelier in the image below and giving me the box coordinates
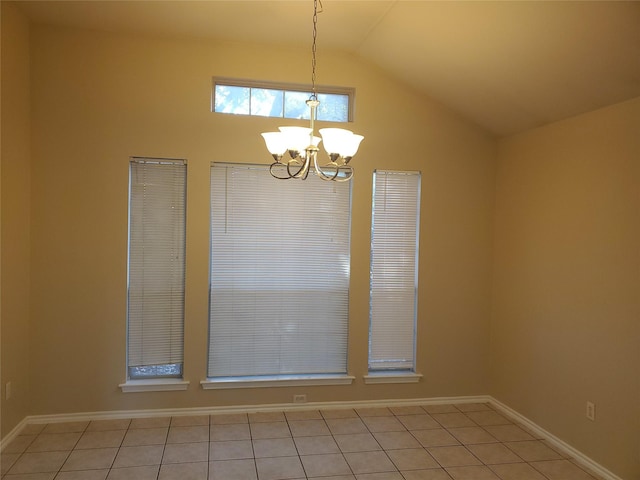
[261,0,364,182]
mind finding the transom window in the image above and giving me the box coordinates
[212,77,353,123]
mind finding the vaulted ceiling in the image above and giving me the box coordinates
[14,0,640,136]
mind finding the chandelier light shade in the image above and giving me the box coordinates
[261,0,363,182]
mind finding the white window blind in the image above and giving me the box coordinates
[208,163,351,378]
[369,170,421,371]
[127,158,186,379]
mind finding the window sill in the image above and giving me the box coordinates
[363,372,423,384]
[201,374,355,390]
[119,379,190,393]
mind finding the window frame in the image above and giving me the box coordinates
[212,76,356,123]
[122,157,188,392]
[205,162,354,386]
[366,169,422,383]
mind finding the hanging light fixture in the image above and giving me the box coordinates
[261,0,364,182]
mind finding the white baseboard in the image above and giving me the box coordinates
[1,394,622,480]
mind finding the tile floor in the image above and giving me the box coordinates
[1,402,601,480]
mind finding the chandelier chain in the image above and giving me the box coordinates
[311,0,318,100]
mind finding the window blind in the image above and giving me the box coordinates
[369,170,421,371]
[208,163,351,378]
[127,158,186,379]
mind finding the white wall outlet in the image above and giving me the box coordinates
[586,401,595,421]
[5,381,12,400]
[293,394,307,404]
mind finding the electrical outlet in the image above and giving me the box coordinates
[586,401,595,421]
[5,382,12,400]
[293,394,307,404]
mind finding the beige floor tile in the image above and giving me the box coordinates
[27,432,82,452]
[248,411,286,423]
[1,452,21,474]
[75,430,126,449]
[255,455,305,480]
[42,422,89,434]
[427,446,482,468]
[373,431,421,450]
[288,419,330,437]
[171,415,210,427]
[396,415,440,431]
[209,439,254,460]
[464,411,511,426]
[293,435,340,455]
[326,418,368,435]
[209,458,257,480]
[20,424,47,435]
[482,425,534,442]
[301,453,352,477]
[343,451,397,474]
[284,410,322,421]
[386,448,439,470]
[389,406,426,416]
[321,409,358,419]
[162,442,209,464]
[422,405,459,414]
[209,423,250,441]
[531,459,598,480]
[412,429,460,448]
[209,413,248,425]
[167,425,209,444]
[401,469,453,480]
[55,469,109,480]
[354,473,404,479]
[121,427,168,446]
[431,413,476,429]
[455,403,492,413]
[467,443,523,464]
[2,473,56,480]
[7,450,70,474]
[158,461,208,480]
[489,462,548,480]
[86,419,131,432]
[448,427,497,445]
[446,465,501,479]
[362,416,406,433]
[106,465,159,480]
[129,417,171,429]
[61,447,118,471]
[250,421,291,439]
[504,440,563,462]
[334,433,381,453]
[355,407,393,417]
[113,445,163,468]
[312,476,355,480]
[3,435,37,454]
[252,437,297,458]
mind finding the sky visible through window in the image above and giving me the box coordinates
[214,84,350,122]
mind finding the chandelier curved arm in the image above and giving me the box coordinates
[313,156,353,182]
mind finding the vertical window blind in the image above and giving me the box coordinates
[208,163,351,378]
[127,158,186,379]
[369,170,421,371]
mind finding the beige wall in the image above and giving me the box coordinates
[24,24,495,417]
[1,2,32,438]
[492,97,640,479]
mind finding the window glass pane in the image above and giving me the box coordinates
[214,85,250,115]
[369,170,421,372]
[284,91,313,120]
[250,88,284,117]
[317,93,349,122]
